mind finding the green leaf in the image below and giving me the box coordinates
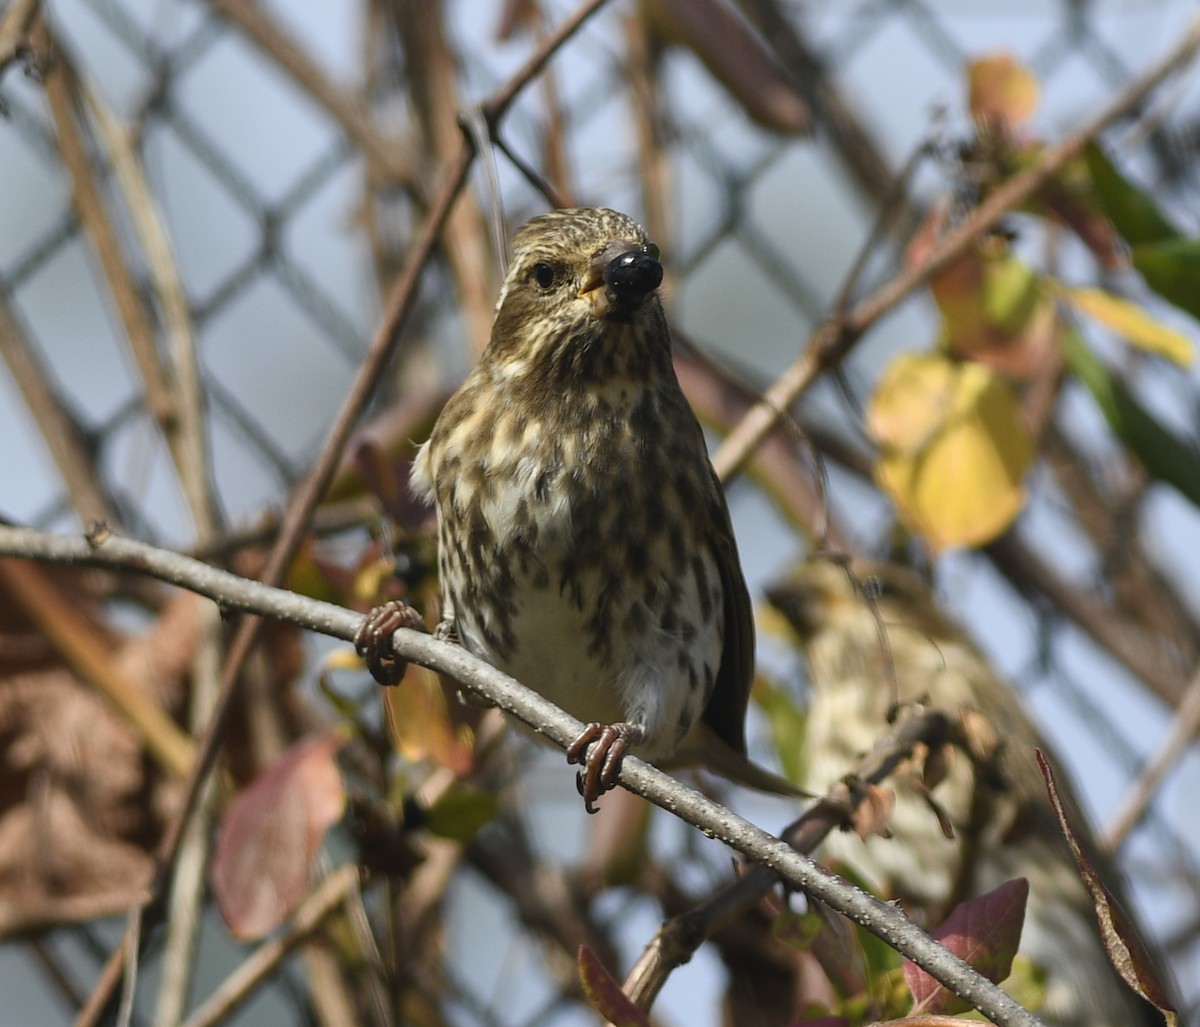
[751,673,808,786]
[1084,142,1179,247]
[1131,238,1200,322]
[424,787,499,842]
[772,908,823,951]
[1063,331,1200,509]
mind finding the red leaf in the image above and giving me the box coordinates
[577,945,650,1027]
[1036,750,1177,1014]
[903,877,1029,1015]
[212,732,346,939]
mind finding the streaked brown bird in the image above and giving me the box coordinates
[767,558,1167,1027]
[397,207,792,810]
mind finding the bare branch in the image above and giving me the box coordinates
[179,865,361,1027]
[37,26,177,437]
[0,0,38,79]
[0,524,1045,1027]
[622,703,954,1010]
[1105,661,1200,850]
[712,16,1200,483]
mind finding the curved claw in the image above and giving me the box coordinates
[354,601,428,686]
[566,722,641,814]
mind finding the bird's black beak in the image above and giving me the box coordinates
[581,240,663,321]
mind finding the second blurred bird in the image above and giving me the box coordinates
[767,558,1165,1027]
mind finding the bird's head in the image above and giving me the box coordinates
[766,558,948,643]
[484,207,669,383]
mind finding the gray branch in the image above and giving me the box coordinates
[0,524,1045,1027]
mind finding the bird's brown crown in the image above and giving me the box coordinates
[483,207,671,386]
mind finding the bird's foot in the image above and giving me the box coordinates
[354,601,428,686]
[566,722,642,814]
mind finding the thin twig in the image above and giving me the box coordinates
[394,2,496,354]
[77,70,218,539]
[75,68,227,1024]
[711,15,1200,483]
[69,4,618,1021]
[621,704,954,1010]
[460,104,509,275]
[625,12,671,262]
[527,2,576,205]
[0,0,38,78]
[987,533,1189,709]
[1041,425,1199,673]
[302,944,361,1027]
[37,26,178,437]
[204,0,409,184]
[179,865,361,1027]
[0,525,1044,1027]
[828,138,930,319]
[0,290,119,525]
[1105,662,1200,851]
[29,937,86,1011]
[492,132,572,208]
[482,0,612,121]
[672,341,849,551]
[116,906,140,1027]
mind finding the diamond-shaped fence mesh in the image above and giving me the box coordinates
[1,0,1199,1024]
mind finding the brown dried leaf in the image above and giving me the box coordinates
[0,587,195,936]
[958,706,1001,765]
[851,782,895,840]
[904,877,1029,1015]
[1036,750,1177,1014]
[921,738,951,793]
[212,732,347,940]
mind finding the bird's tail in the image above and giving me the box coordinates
[670,726,808,797]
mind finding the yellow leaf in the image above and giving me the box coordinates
[866,352,954,453]
[1059,286,1194,367]
[968,53,1039,129]
[383,663,478,776]
[870,354,1034,551]
[324,646,366,673]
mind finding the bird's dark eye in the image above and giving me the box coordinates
[531,263,556,289]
